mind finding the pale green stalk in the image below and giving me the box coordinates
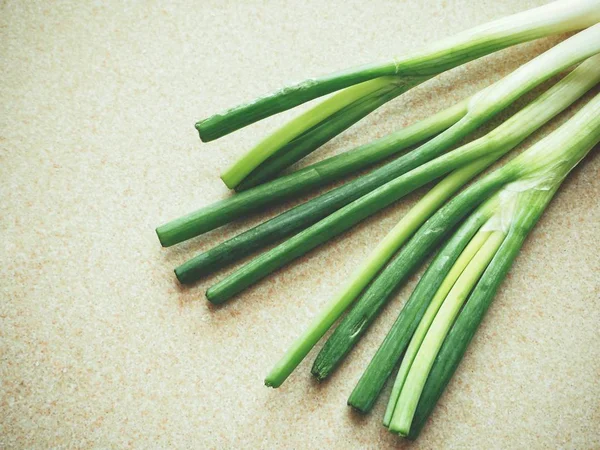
[220,77,410,189]
[461,24,600,132]
[389,230,506,435]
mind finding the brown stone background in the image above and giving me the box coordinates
[1,0,599,448]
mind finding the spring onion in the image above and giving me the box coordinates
[153,0,600,439]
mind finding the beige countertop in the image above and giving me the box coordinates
[1,1,599,448]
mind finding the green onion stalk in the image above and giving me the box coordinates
[352,91,600,439]
[264,52,600,388]
[195,0,600,190]
[161,26,600,294]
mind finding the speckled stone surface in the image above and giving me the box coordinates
[1,1,599,448]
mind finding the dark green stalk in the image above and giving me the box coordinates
[235,82,415,191]
[407,190,554,439]
[197,68,405,142]
[346,201,494,413]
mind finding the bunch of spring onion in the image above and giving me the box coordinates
[157,0,600,249]
[156,0,600,439]
[358,90,600,438]
[265,52,600,389]
[175,23,600,304]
